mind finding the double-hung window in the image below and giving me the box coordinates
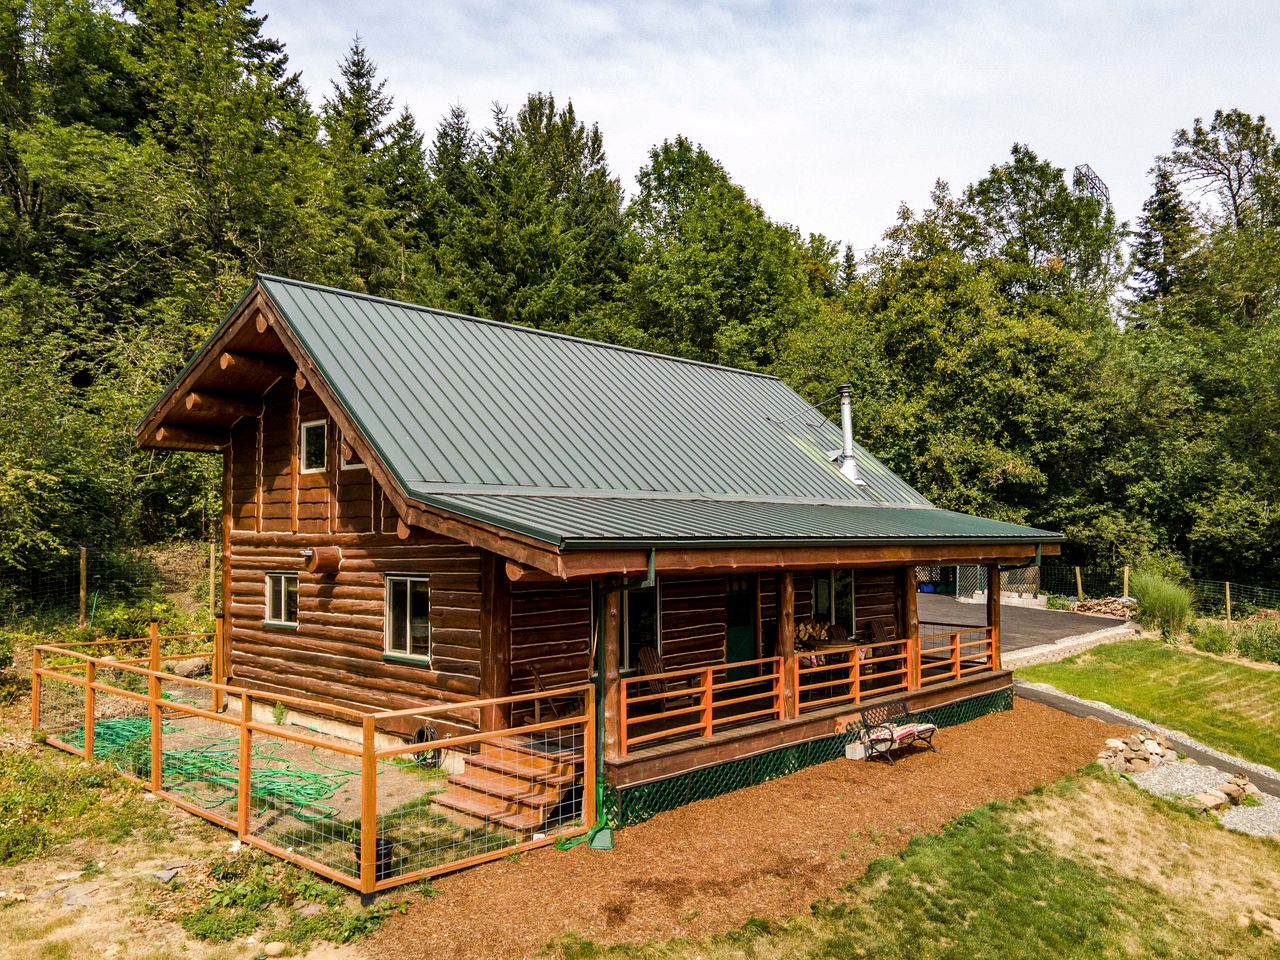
[265,572,299,625]
[300,420,327,473]
[385,575,431,662]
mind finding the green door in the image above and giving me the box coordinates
[725,575,758,681]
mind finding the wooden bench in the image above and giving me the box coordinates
[857,700,938,765]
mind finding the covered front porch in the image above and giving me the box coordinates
[594,562,1008,787]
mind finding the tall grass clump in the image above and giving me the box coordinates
[1131,570,1192,638]
[1236,619,1280,665]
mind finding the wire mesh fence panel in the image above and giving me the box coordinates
[34,672,86,742]
[245,725,364,884]
[1040,565,1124,599]
[372,722,586,887]
[1000,566,1041,597]
[157,702,241,829]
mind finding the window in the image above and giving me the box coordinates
[812,570,855,635]
[265,572,298,625]
[623,584,659,670]
[300,420,327,473]
[385,576,431,661]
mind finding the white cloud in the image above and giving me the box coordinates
[265,0,1280,246]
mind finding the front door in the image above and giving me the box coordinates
[725,575,757,681]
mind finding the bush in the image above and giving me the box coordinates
[1186,620,1234,656]
[1131,570,1192,638]
[1236,620,1280,665]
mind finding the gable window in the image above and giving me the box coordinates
[385,575,431,661]
[623,583,659,671]
[265,572,298,625]
[300,420,327,473]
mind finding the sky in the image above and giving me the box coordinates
[263,0,1280,249]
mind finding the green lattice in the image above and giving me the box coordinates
[605,689,1013,828]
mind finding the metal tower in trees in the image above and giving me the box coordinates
[1072,164,1111,207]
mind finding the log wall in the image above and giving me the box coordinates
[225,380,486,724]
[659,576,727,668]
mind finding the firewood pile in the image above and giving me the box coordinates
[1074,597,1131,618]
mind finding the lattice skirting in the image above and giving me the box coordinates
[603,688,1014,828]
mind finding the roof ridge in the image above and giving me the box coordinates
[256,273,783,382]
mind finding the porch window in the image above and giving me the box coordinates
[623,584,659,670]
[812,570,856,636]
[265,572,298,625]
[385,575,431,661]
[300,420,327,473]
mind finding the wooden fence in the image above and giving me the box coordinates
[31,625,593,895]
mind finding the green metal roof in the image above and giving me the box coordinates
[253,275,1062,549]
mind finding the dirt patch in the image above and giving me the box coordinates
[362,700,1129,960]
[1019,777,1280,935]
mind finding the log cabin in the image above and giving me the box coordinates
[136,275,1063,823]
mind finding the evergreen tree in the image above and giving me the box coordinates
[321,36,393,156]
[1129,165,1197,304]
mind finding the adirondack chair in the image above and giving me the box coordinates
[636,646,697,703]
[528,663,581,725]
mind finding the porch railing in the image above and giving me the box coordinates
[917,626,998,686]
[32,630,593,895]
[795,640,911,713]
[619,655,784,757]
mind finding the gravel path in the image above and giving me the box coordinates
[1131,762,1232,798]
[1219,794,1280,836]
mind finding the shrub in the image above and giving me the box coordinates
[1236,620,1280,665]
[1187,620,1234,656]
[1131,570,1192,638]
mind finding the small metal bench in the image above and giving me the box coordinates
[858,701,938,765]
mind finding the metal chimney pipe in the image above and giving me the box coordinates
[837,384,864,484]
[838,384,855,459]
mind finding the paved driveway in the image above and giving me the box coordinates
[917,593,1125,653]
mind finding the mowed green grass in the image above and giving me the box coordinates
[1019,638,1280,769]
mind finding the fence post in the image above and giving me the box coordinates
[149,617,160,672]
[1226,582,1232,624]
[79,547,88,627]
[359,716,377,895]
[209,540,217,616]
[30,647,41,733]
[84,660,96,760]
[1122,564,1130,599]
[582,692,597,830]
[212,615,225,713]
[702,666,715,738]
[237,692,251,838]
[1074,566,1084,600]
[148,668,162,793]
[952,632,961,680]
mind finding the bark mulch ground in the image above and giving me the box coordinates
[362,700,1128,960]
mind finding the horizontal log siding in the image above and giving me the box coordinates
[227,532,485,716]
[660,576,727,668]
[509,582,592,693]
[855,569,899,642]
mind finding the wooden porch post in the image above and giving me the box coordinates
[986,563,1002,669]
[899,566,919,689]
[602,584,623,763]
[478,554,512,731]
[778,572,797,719]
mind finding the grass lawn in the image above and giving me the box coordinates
[1017,638,1280,769]
[551,773,1280,960]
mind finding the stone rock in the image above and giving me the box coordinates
[1105,738,1126,751]
[1129,758,1151,773]
[1143,739,1161,755]
[163,861,189,871]
[152,868,180,884]
[1191,792,1227,810]
[61,882,101,907]
[1220,782,1245,803]
[263,942,288,957]
[295,902,325,918]
[1126,734,1144,751]
[52,872,81,882]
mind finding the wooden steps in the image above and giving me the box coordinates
[432,734,581,836]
